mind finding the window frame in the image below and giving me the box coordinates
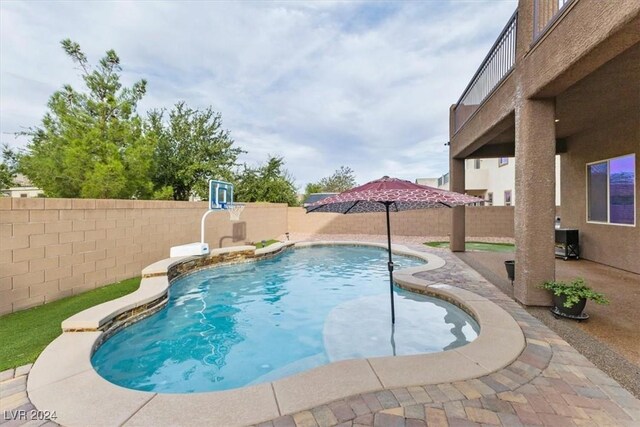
[585,154,636,227]
[498,157,509,167]
[504,190,512,206]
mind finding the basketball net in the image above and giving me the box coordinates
[227,203,245,221]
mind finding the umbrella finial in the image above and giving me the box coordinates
[382,175,390,179]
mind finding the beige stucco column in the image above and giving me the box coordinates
[514,98,555,306]
[450,158,466,252]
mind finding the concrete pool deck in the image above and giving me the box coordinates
[2,235,639,426]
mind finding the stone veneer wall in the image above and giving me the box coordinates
[288,206,515,238]
[0,198,287,315]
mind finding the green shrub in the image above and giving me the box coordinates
[540,278,609,308]
[253,239,279,249]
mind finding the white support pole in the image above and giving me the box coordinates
[200,209,216,244]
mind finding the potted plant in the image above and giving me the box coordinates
[541,278,609,318]
[504,260,515,284]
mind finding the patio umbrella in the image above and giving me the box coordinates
[305,176,483,324]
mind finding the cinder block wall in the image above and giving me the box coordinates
[0,198,287,315]
[465,207,515,238]
[1,200,516,315]
[288,206,515,238]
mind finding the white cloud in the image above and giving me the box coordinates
[0,0,516,189]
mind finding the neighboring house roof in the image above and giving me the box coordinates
[1,174,44,197]
[303,193,338,206]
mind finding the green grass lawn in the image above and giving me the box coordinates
[425,241,515,253]
[0,277,141,371]
[254,239,280,249]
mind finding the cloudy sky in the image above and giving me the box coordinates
[0,0,516,189]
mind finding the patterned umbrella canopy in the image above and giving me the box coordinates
[305,176,483,325]
[305,176,483,213]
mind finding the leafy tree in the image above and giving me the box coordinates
[0,144,18,190]
[302,166,357,201]
[303,182,323,199]
[148,102,243,201]
[18,39,155,198]
[319,166,357,192]
[234,156,299,206]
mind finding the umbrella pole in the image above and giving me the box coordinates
[385,203,395,324]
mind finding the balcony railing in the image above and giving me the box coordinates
[533,0,574,41]
[437,173,449,188]
[453,11,517,133]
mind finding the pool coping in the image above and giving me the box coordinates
[27,241,525,427]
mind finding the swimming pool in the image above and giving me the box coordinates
[92,245,479,393]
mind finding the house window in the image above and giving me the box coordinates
[474,159,481,169]
[499,157,509,167]
[20,194,28,198]
[486,192,493,206]
[504,190,512,206]
[587,154,635,225]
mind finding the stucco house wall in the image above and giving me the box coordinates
[560,112,639,274]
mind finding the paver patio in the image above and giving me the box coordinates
[2,234,639,426]
[456,249,640,366]
[457,248,640,399]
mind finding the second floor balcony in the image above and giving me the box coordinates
[465,168,489,191]
[453,11,517,134]
[453,0,578,134]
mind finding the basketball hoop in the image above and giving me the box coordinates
[194,180,244,253]
[226,203,245,221]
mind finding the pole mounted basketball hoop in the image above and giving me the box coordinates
[169,179,244,257]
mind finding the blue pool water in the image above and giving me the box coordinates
[92,246,479,393]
